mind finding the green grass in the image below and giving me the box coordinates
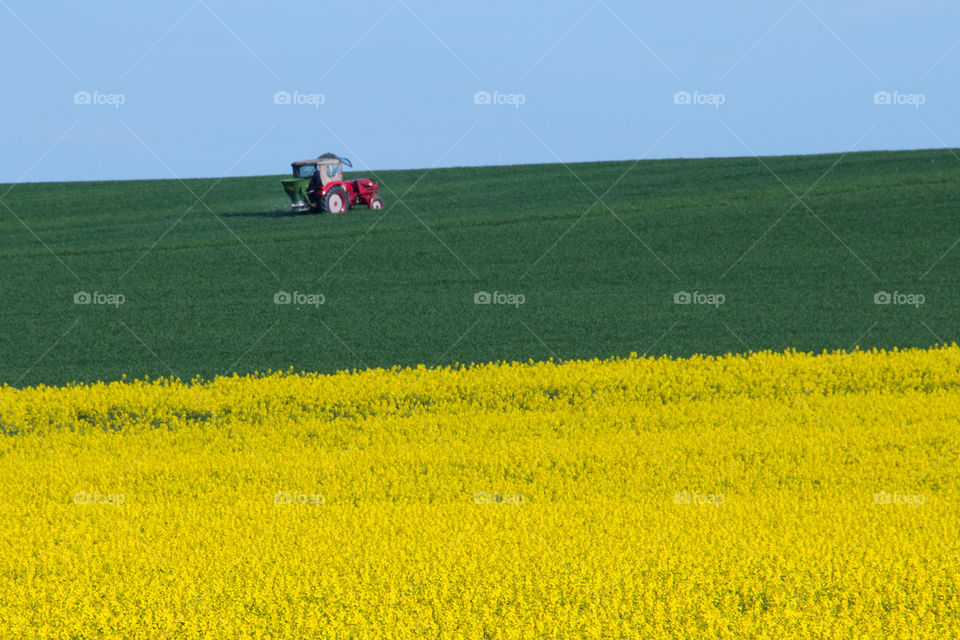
[1,148,958,386]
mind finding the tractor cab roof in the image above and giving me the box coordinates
[292,153,352,167]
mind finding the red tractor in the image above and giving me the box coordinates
[281,153,384,214]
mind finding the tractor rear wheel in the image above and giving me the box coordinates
[321,186,348,214]
[368,196,384,210]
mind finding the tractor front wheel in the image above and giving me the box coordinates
[368,196,384,210]
[321,186,348,214]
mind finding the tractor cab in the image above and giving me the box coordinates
[292,153,352,187]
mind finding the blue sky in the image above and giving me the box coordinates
[1,0,958,182]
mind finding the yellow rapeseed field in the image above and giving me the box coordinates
[1,346,959,638]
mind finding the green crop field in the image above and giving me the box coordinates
[1,148,958,386]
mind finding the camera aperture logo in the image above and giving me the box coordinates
[874,291,924,308]
[273,90,326,109]
[474,290,525,307]
[873,90,925,108]
[674,290,725,308]
[473,90,526,108]
[73,90,126,109]
[274,290,325,308]
[673,90,725,108]
[74,291,125,307]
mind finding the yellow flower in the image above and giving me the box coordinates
[0,345,958,638]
